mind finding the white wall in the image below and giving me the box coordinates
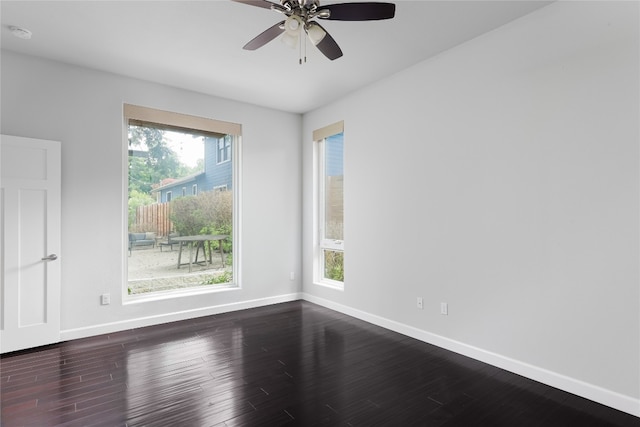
[1,51,303,336]
[303,1,639,415]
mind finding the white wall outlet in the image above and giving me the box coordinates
[290,272,295,281]
[417,297,424,309]
[440,302,448,315]
[101,293,111,305]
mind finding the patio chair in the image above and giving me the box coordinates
[159,232,179,252]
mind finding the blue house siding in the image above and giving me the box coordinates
[156,135,232,202]
[204,136,232,191]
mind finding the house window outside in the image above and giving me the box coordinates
[125,104,241,299]
[217,135,231,164]
[314,122,344,287]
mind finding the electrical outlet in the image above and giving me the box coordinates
[101,293,111,305]
[417,297,424,309]
[440,302,448,315]
[290,272,295,281]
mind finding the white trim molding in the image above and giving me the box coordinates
[61,293,301,342]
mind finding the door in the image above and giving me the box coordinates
[1,135,61,353]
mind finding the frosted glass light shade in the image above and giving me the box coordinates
[284,15,303,35]
[306,23,326,45]
[281,32,299,49]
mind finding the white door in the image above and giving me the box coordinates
[1,135,61,353]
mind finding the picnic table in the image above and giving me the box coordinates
[172,234,228,272]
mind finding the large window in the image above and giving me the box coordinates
[124,104,241,298]
[314,121,344,287]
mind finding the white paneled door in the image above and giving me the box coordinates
[1,135,61,353]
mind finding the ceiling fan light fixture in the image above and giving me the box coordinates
[284,15,303,35]
[281,32,299,48]
[306,23,326,45]
[281,15,303,49]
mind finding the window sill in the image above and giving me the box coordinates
[124,283,239,305]
[314,280,344,291]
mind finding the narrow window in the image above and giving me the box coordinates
[314,121,344,287]
[125,104,241,298]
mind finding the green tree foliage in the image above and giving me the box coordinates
[128,189,156,228]
[325,250,344,282]
[128,126,186,195]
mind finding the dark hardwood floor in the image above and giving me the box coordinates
[1,301,638,426]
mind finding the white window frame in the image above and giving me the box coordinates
[166,191,172,202]
[313,121,344,289]
[192,184,197,195]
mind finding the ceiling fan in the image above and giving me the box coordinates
[232,0,396,62]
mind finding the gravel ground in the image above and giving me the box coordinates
[127,245,230,294]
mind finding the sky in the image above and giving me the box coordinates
[164,130,204,168]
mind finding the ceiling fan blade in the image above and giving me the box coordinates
[243,21,285,50]
[320,2,395,21]
[309,22,343,61]
[231,0,276,10]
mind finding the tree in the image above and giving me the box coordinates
[128,189,156,229]
[128,126,181,195]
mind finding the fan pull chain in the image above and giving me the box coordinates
[297,31,307,65]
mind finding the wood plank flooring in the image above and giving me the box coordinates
[1,301,638,426]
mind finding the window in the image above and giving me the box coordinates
[125,104,241,299]
[217,135,231,164]
[314,121,344,287]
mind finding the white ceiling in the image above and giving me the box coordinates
[1,1,552,113]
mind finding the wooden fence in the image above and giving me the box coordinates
[133,202,173,237]
[326,176,343,236]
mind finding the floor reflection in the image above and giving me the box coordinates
[124,321,247,425]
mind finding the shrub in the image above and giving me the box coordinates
[202,270,232,285]
[170,190,232,239]
[325,250,344,282]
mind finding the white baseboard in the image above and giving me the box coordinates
[301,293,640,418]
[60,293,301,342]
